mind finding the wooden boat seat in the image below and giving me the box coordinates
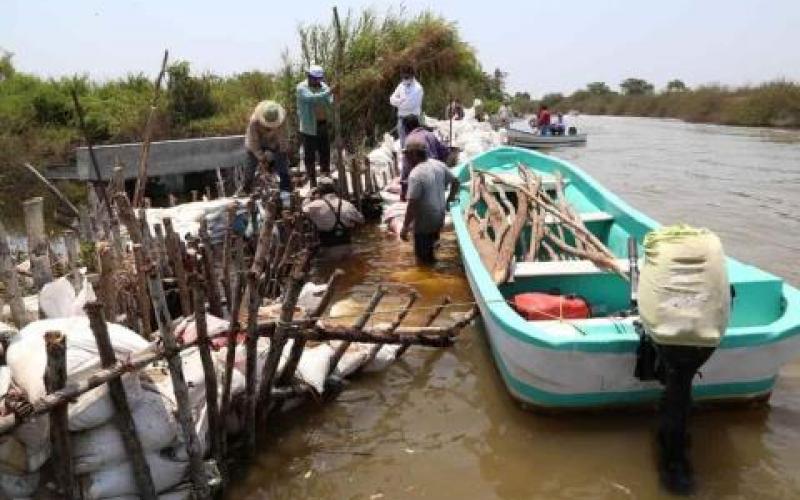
[544,211,614,225]
[513,259,630,278]
[485,172,567,193]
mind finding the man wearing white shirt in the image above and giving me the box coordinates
[389,66,424,146]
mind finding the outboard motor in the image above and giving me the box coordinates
[635,224,730,495]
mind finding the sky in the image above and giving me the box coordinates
[3,0,800,97]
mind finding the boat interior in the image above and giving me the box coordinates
[455,147,788,335]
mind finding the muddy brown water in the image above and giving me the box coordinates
[227,116,800,499]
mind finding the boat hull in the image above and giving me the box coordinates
[452,146,800,410]
[507,129,587,148]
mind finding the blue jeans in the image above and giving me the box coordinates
[245,150,291,192]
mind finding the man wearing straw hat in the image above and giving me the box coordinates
[243,100,290,193]
[296,64,334,188]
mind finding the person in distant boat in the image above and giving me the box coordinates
[552,112,565,136]
[303,176,364,246]
[296,64,334,188]
[389,66,424,147]
[445,98,465,121]
[400,137,460,264]
[536,105,552,135]
[400,114,451,202]
[497,103,512,128]
[243,100,290,194]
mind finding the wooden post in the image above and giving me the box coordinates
[216,168,226,199]
[350,157,362,207]
[132,245,153,338]
[191,276,221,466]
[243,272,261,458]
[112,164,125,196]
[144,263,211,499]
[153,223,169,275]
[85,303,158,500]
[97,241,118,321]
[256,250,310,418]
[191,190,199,202]
[133,50,169,208]
[163,217,192,316]
[329,286,387,375]
[44,331,79,499]
[278,269,343,385]
[63,229,82,292]
[332,6,347,195]
[0,221,27,327]
[198,220,222,317]
[220,205,235,313]
[23,197,53,288]
[219,265,244,459]
[114,192,143,244]
[364,156,374,194]
[23,163,80,218]
[169,193,178,207]
[204,185,212,201]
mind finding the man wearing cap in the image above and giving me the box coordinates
[389,66,424,147]
[400,137,460,263]
[243,100,290,193]
[303,176,364,246]
[399,114,451,202]
[297,65,334,187]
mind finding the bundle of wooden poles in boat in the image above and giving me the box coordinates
[466,163,627,283]
[0,177,477,499]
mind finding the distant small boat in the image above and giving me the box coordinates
[506,127,587,148]
[451,146,800,410]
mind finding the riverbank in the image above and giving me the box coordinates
[537,81,800,129]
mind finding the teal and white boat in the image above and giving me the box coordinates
[451,146,800,410]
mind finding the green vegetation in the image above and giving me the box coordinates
[0,9,504,221]
[520,78,800,128]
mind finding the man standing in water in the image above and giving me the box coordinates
[296,64,333,187]
[399,137,460,264]
[243,100,290,193]
[389,66,424,146]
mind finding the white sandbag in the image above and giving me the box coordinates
[295,344,334,394]
[332,342,371,379]
[38,276,96,319]
[0,321,16,338]
[297,282,328,315]
[0,470,39,498]
[73,390,179,473]
[81,449,188,499]
[105,484,191,500]
[362,344,402,373]
[68,373,144,431]
[7,318,148,466]
[0,366,11,400]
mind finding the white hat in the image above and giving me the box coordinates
[253,100,286,129]
[308,64,324,79]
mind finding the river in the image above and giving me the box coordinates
[227,116,800,499]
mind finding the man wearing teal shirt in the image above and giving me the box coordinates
[296,64,334,187]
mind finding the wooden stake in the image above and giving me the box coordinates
[332,6,347,195]
[144,262,211,499]
[133,50,169,207]
[23,162,80,218]
[97,241,118,320]
[163,217,192,316]
[329,286,387,375]
[44,331,79,499]
[191,275,221,467]
[243,271,261,458]
[23,197,53,289]
[256,250,310,418]
[114,192,143,245]
[63,229,82,292]
[132,245,153,338]
[0,221,27,327]
[85,303,158,500]
[278,269,343,385]
[198,220,222,317]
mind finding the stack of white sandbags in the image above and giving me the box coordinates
[143,198,239,243]
[425,107,507,165]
